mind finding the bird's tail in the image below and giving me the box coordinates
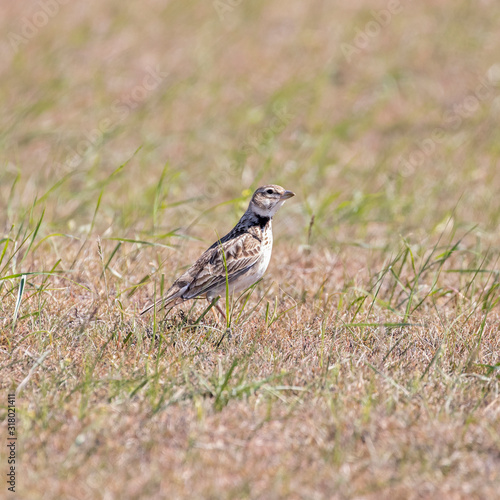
[140,297,165,315]
[140,289,183,315]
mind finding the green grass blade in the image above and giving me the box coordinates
[12,274,27,327]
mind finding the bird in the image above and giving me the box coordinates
[140,184,295,318]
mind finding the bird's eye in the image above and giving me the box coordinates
[266,189,274,194]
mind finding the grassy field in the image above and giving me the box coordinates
[1,0,500,498]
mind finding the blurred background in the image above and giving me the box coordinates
[1,0,499,256]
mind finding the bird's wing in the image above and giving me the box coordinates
[140,231,262,315]
[179,230,262,300]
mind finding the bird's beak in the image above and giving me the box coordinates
[281,190,295,200]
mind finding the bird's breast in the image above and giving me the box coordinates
[257,223,273,275]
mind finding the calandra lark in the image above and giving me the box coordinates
[141,185,295,317]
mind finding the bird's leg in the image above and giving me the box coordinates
[206,298,232,347]
[214,302,227,323]
[207,297,226,324]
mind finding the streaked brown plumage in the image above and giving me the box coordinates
[141,185,295,316]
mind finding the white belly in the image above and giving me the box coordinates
[230,227,273,295]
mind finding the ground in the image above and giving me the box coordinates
[1,0,500,498]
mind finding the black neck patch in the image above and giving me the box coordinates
[256,215,271,229]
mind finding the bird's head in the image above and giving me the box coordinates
[248,184,295,218]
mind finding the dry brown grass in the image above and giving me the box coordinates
[1,0,500,498]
